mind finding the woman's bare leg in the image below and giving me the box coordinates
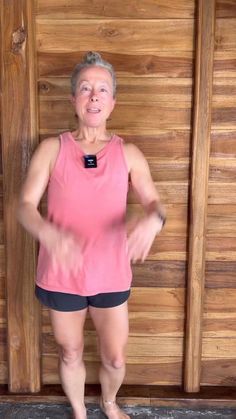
[89,302,130,419]
[50,308,88,419]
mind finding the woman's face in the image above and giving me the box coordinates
[72,66,116,129]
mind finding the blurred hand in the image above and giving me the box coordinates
[126,214,163,263]
[39,222,84,276]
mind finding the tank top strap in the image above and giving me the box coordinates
[109,134,128,173]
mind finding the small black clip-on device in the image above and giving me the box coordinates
[84,155,97,168]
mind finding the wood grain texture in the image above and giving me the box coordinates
[215,18,236,50]
[213,79,236,107]
[207,237,236,254]
[39,77,193,105]
[43,309,185,336]
[203,313,236,338]
[214,51,236,77]
[201,359,236,386]
[0,362,7,384]
[43,333,184,359]
[205,289,236,313]
[36,0,196,19]
[207,205,236,236]
[42,356,183,385]
[216,0,236,18]
[208,183,236,204]
[38,51,194,78]
[211,131,236,157]
[1,0,40,392]
[202,338,236,359]
[39,76,236,107]
[212,108,236,128]
[39,100,192,131]
[132,261,187,288]
[184,0,216,393]
[36,20,194,53]
[205,261,236,288]
[209,158,236,182]
[39,132,191,157]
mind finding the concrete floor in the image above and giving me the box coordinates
[0,404,236,419]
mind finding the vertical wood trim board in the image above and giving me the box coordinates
[184,0,216,392]
[1,0,41,392]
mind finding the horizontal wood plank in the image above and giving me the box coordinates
[129,288,185,312]
[214,51,236,77]
[42,334,184,358]
[211,131,236,157]
[207,237,236,253]
[39,76,236,107]
[215,19,236,51]
[208,183,236,204]
[39,77,193,105]
[129,182,188,204]
[38,51,194,78]
[209,158,236,182]
[39,103,236,132]
[39,101,191,131]
[203,338,236,359]
[39,132,191,157]
[36,20,194,53]
[36,0,195,19]
[212,107,236,128]
[42,310,236,339]
[213,79,236,107]
[206,261,236,288]
[205,289,236,312]
[126,204,188,236]
[42,357,183,385]
[207,205,236,236]
[201,359,236,386]
[132,261,187,287]
[203,314,236,338]
[43,310,185,337]
[216,1,236,18]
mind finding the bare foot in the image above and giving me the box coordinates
[100,398,130,419]
[72,405,87,419]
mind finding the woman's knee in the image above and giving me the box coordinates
[59,344,84,366]
[101,352,126,370]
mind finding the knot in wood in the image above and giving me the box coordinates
[100,27,119,38]
[39,81,50,94]
[12,27,27,54]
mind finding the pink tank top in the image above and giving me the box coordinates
[36,131,132,295]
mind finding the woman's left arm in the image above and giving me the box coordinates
[124,143,166,263]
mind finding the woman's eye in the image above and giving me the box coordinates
[81,86,90,91]
[100,88,107,92]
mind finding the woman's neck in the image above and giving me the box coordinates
[73,125,110,143]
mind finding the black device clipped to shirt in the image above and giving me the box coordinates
[84,155,97,168]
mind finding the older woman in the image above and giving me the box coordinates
[17,52,165,419]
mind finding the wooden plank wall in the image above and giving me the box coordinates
[202,1,236,386]
[36,0,195,385]
[0,0,236,391]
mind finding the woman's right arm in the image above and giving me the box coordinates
[17,137,84,274]
[16,137,58,240]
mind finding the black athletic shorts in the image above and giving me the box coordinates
[35,285,131,312]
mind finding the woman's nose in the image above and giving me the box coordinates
[90,91,98,101]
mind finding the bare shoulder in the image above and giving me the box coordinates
[123,142,147,172]
[33,136,60,174]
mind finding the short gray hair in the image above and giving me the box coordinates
[71,52,116,98]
